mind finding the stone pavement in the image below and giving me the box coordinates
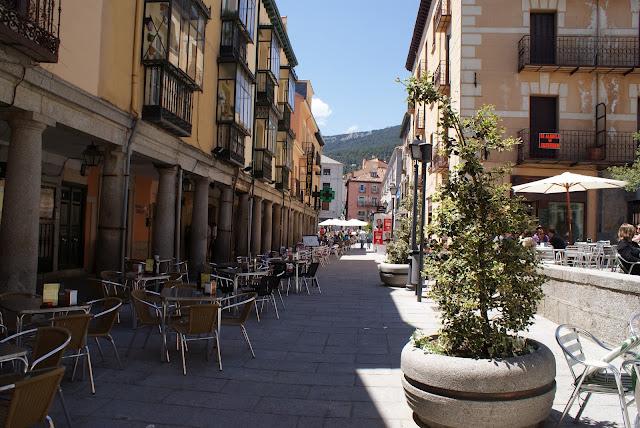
[51,248,630,427]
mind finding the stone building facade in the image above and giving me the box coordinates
[0,0,322,292]
[404,0,640,241]
[345,158,388,221]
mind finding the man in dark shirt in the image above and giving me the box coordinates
[548,228,566,249]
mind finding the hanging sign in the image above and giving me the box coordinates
[538,133,561,149]
[383,218,392,233]
[373,230,383,245]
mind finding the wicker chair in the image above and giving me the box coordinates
[0,327,72,426]
[52,313,95,394]
[128,289,167,361]
[170,304,221,374]
[0,367,65,428]
[221,293,257,359]
[88,298,123,369]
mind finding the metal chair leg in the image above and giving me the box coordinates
[557,376,587,427]
[94,337,105,362]
[241,324,255,358]
[574,393,591,422]
[278,289,286,309]
[180,335,187,376]
[107,334,123,369]
[215,333,222,371]
[86,346,95,394]
[272,295,279,319]
[57,386,72,427]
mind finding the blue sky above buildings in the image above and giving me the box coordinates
[276,0,418,136]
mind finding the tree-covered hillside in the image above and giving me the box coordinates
[323,125,402,173]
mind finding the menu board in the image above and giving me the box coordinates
[43,283,60,306]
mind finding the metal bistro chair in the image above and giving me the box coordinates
[555,324,636,427]
[0,327,72,427]
[0,367,65,428]
[617,253,640,275]
[52,313,96,394]
[87,297,123,369]
[221,293,257,359]
[301,262,322,294]
[170,303,221,374]
[252,274,282,322]
[127,289,166,360]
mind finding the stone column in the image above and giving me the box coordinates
[214,186,233,262]
[292,212,298,245]
[261,200,273,254]
[236,193,250,256]
[251,196,262,255]
[283,207,290,248]
[0,113,48,293]
[152,165,177,259]
[272,203,282,250]
[189,176,209,275]
[96,148,126,273]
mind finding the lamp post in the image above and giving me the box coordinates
[389,183,397,239]
[408,140,421,291]
[409,139,432,302]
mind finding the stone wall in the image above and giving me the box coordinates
[540,265,640,344]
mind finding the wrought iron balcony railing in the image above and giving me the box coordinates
[253,149,273,182]
[278,106,293,133]
[0,0,60,62]
[433,61,450,91]
[433,0,451,33]
[415,104,425,136]
[256,71,278,109]
[215,123,246,166]
[142,63,195,137]
[517,129,637,165]
[275,166,290,191]
[518,35,640,72]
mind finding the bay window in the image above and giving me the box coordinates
[279,66,296,112]
[217,62,254,135]
[221,0,256,42]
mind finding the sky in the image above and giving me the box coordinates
[276,0,419,137]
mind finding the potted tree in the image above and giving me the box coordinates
[378,196,412,287]
[399,75,556,428]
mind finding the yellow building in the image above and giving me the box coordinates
[405,0,640,241]
[0,0,322,292]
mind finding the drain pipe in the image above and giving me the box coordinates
[119,118,138,274]
[174,166,183,261]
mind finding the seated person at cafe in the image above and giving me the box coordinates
[548,228,566,250]
[617,223,640,275]
[532,226,549,245]
[633,224,640,243]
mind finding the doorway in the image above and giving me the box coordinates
[530,13,556,64]
[530,96,558,159]
[58,183,86,270]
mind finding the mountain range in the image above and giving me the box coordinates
[323,125,402,173]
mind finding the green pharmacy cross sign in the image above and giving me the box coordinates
[319,187,336,203]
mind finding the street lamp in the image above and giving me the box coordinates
[389,183,397,239]
[409,139,432,302]
[80,142,103,176]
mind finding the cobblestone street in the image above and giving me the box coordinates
[52,249,627,427]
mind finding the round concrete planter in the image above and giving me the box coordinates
[401,340,556,428]
[378,263,409,287]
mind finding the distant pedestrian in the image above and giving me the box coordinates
[548,228,566,250]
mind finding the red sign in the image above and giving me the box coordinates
[374,231,383,245]
[538,133,561,150]
[383,218,392,233]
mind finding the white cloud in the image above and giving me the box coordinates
[346,125,359,134]
[312,96,332,126]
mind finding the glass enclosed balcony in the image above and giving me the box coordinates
[141,0,209,136]
[258,25,280,82]
[0,0,61,62]
[275,130,293,190]
[279,66,296,114]
[217,61,254,136]
[215,123,246,166]
[221,0,255,43]
[253,149,273,182]
[254,105,277,155]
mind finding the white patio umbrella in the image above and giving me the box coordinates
[512,172,627,243]
[318,219,341,226]
[345,218,369,227]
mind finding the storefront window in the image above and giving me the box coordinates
[539,202,584,242]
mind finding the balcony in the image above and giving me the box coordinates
[415,105,425,137]
[142,63,195,137]
[518,35,640,73]
[433,0,451,33]
[275,166,290,191]
[431,153,449,172]
[278,106,294,137]
[0,0,61,62]
[433,61,450,93]
[253,149,273,182]
[517,129,637,166]
[256,71,278,110]
[214,123,246,166]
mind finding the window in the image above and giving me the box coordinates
[370,171,378,178]
[323,168,331,176]
[371,197,378,207]
[357,196,366,207]
[358,210,366,217]
[254,106,278,153]
[222,0,256,41]
[322,182,330,189]
[217,62,254,135]
[258,27,281,79]
[142,0,207,87]
[371,184,378,193]
[359,184,366,193]
[321,201,329,210]
[279,66,297,111]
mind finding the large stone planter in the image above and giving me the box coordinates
[401,340,556,428]
[378,262,409,287]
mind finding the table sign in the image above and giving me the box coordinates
[200,273,211,288]
[64,290,78,306]
[145,258,154,273]
[43,283,60,306]
[204,279,216,295]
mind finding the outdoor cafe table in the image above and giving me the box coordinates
[127,273,170,292]
[159,287,219,362]
[216,268,269,294]
[0,295,90,335]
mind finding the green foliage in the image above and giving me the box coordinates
[385,189,418,264]
[401,74,545,359]
[608,132,640,191]
[324,126,402,173]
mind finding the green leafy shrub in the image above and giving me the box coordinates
[385,190,417,265]
[401,74,544,359]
